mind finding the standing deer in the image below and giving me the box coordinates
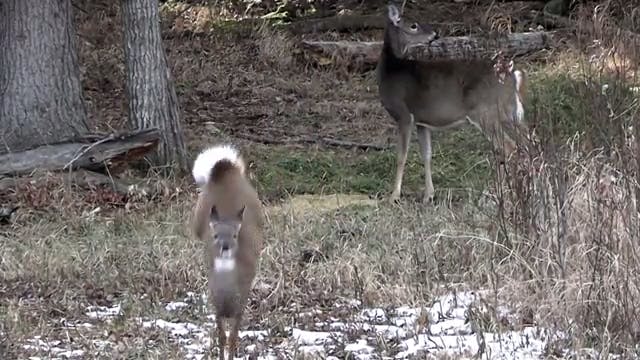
[377,3,528,203]
[191,144,265,360]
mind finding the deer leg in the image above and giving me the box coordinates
[390,114,413,202]
[215,316,226,360]
[226,312,243,360]
[416,125,434,204]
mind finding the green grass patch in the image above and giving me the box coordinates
[246,126,492,201]
[525,66,639,149]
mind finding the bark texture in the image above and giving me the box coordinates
[0,0,89,155]
[301,31,552,67]
[395,31,553,62]
[121,0,187,171]
[0,129,161,176]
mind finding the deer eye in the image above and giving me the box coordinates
[410,23,418,31]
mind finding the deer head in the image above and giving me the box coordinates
[209,205,245,261]
[384,3,438,52]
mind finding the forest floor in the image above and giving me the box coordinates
[3,0,640,359]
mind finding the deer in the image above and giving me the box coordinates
[377,3,528,204]
[191,144,265,360]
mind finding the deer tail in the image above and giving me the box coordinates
[192,144,246,187]
[512,69,526,123]
[513,69,526,102]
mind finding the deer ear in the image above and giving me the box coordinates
[210,206,219,221]
[236,205,245,221]
[387,4,401,25]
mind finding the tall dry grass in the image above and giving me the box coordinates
[481,1,640,354]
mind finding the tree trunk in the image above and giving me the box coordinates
[0,0,89,155]
[121,0,187,172]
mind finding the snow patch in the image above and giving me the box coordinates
[85,304,121,320]
[22,290,635,360]
[165,301,189,312]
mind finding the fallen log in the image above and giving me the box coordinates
[301,31,553,67]
[395,31,553,61]
[286,14,385,34]
[0,128,161,176]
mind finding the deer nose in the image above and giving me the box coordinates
[221,243,230,251]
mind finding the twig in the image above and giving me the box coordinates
[234,133,293,145]
[319,137,390,151]
[71,1,88,14]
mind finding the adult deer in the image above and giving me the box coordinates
[377,3,527,203]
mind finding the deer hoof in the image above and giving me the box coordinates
[388,193,401,204]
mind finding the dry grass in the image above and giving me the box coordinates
[481,3,640,352]
[1,191,495,358]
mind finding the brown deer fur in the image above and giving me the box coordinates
[191,145,264,360]
[377,3,529,204]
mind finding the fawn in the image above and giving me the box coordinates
[377,3,528,204]
[191,144,265,360]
